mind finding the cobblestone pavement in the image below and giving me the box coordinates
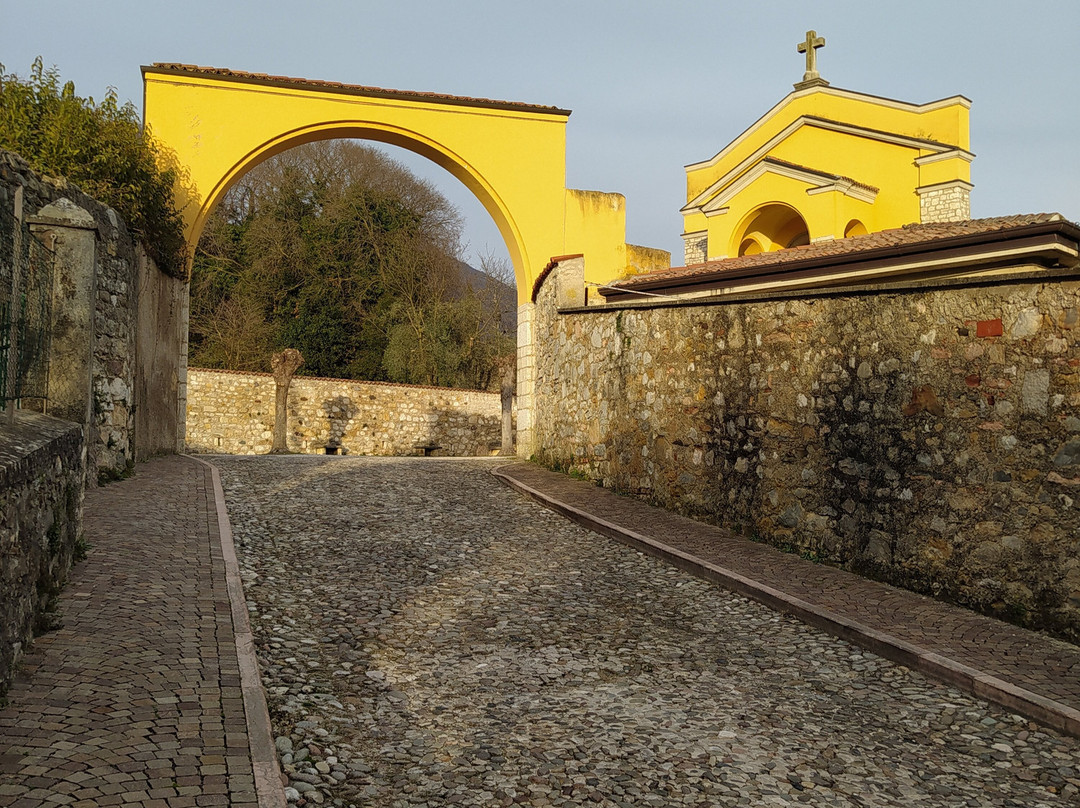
[494,463,1080,734]
[0,457,259,808]
[216,455,1080,808]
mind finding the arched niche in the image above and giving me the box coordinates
[844,218,869,238]
[732,203,810,256]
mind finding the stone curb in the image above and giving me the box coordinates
[493,465,1080,739]
[193,457,288,808]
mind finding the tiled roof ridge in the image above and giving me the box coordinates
[901,212,1065,230]
[613,213,1075,288]
[146,63,570,115]
[187,366,495,395]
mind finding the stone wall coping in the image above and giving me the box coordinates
[0,412,83,489]
[27,213,99,232]
[29,198,97,230]
[188,367,495,395]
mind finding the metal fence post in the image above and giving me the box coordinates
[5,185,23,424]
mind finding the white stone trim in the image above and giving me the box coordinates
[684,87,970,173]
[915,179,975,195]
[805,178,878,204]
[914,148,975,166]
[684,117,942,214]
[696,160,877,217]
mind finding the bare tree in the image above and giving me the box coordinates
[496,353,516,455]
[270,348,303,453]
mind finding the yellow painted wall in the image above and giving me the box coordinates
[682,85,972,260]
[563,189,627,290]
[143,66,662,303]
[626,244,672,276]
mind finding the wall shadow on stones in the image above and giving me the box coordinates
[321,396,359,454]
[532,272,1080,645]
[187,368,502,457]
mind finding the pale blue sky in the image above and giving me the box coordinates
[3,1,1078,268]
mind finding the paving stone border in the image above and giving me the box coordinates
[195,457,287,808]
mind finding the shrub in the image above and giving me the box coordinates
[0,58,187,276]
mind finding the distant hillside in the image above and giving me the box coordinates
[455,259,517,334]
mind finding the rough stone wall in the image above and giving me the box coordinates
[0,412,84,698]
[186,368,503,457]
[533,271,1080,642]
[0,149,183,482]
[85,205,137,479]
[919,182,972,223]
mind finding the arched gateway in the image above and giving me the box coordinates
[142,63,663,303]
[143,64,668,453]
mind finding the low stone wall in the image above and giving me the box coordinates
[0,413,84,698]
[186,369,503,457]
[533,268,1080,642]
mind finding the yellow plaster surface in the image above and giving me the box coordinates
[144,66,659,302]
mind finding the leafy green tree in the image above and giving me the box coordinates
[189,140,514,389]
[0,58,187,275]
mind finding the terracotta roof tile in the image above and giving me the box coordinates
[145,63,571,115]
[618,214,1073,290]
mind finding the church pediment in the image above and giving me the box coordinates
[697,156,878,217]
[684,113,967,215]
[680,32,975,267]
[686,87,970,178]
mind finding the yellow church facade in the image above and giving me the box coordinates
[679,57,974,266]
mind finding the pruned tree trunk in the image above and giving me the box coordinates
[497,353,516,456]
[270,348,303,453]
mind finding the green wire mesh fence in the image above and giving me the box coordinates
[1,207,54,411]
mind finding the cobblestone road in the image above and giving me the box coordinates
[216,456,1080,808]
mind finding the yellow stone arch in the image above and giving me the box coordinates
[143,64,664,303]
[195,120,532,281]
